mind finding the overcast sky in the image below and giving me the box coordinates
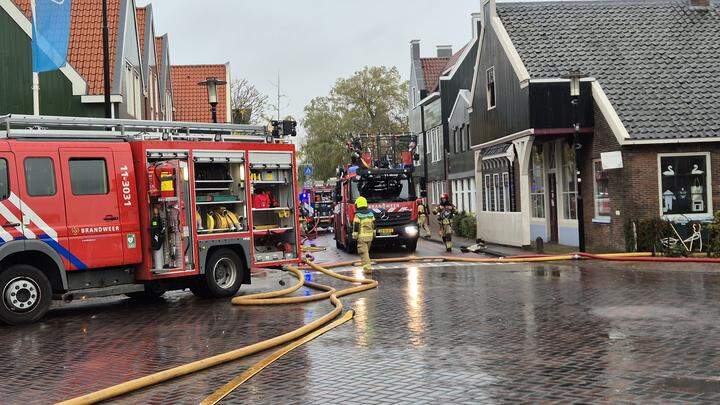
[145,0,480,125]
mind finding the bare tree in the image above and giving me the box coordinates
[230,78,269,124]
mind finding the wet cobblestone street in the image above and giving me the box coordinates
[3,252,720,403]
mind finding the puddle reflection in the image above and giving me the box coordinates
[406,266,426,347]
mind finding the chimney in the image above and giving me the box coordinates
[437,45,453,58]
[688,0,710,8]
[471,12,482,38]
[411,40,421,61]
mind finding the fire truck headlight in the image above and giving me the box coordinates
[404,225,419,237]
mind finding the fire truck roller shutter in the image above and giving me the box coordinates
[0,239,68,292]
[197,238,251,284]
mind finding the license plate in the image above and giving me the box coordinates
[378,228,394,235]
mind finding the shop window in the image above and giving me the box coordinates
[562,143,578,220]
[69,159,109,195]
[658,153,711,216]
[593,160,610,219]
[530,146,545,218]
[24,157,56,197]
[486,67,496,110]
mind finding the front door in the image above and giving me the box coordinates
[0,152,25,244]
[59,148,124,269]
[548,173,559,243]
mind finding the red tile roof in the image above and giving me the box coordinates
[420,57,450,92]
[12,0,31,18]
[444,43,469,74]
[155,37,164,71]
[171,65,229,123]
[67,0,122,95]
[136,7,147,58]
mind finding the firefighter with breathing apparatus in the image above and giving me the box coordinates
[352,196,375,275]
[434,193,457,252]
[417,198,431,238]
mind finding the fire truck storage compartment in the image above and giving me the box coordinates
[249,151,297,263]
[145,153,194,273]
[193,151,247,235]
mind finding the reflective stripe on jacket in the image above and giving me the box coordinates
[353,211,375,242]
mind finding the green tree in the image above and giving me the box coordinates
[302,66,409,180]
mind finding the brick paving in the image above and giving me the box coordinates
[3,259,720,403]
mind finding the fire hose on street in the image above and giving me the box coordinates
[59,251,705,405]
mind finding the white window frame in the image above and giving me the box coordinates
[486,67,496,110]
[469,177,477,213]
[530,147,546,219]
[501,172,509,212]
[561,144,578,221]
[484,175,490,212]
[657,152,713,221]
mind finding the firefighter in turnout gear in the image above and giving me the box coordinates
[434,193,457,252]
[352,197,375,275]
[417,198,431,238]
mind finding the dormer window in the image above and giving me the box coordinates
[486,67,496,110]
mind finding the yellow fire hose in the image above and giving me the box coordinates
[58,252,652,405]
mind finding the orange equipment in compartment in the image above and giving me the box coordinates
[156,162,176,199]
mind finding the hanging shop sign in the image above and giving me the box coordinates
[601,151,623,170]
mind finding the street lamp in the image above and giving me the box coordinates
[198,77,227,123]
[565,72,586,252]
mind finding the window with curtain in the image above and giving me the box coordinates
[593,160,611,218]
[561,143,578,220]
[530,146,546,218]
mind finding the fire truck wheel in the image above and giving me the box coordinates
[0,264,52,325]
[335,238,343,250]
[193,249,243,298]
[347,241,358,255]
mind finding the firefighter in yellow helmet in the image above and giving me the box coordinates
[352,196,375,275]
[433,193,457,252]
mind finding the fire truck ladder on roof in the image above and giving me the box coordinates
[0,114,279,143]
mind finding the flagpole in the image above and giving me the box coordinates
[102,0,112,118]
[31,0,40,115]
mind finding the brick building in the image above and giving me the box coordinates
[469,0,719,251]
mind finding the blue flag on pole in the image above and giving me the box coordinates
[32,0,72,72]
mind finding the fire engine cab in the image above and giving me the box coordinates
[0,115,301,325]
[333,134,420,253]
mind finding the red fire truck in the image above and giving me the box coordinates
[311,182,334,232]
[333,134,420,253]
[0,115,300,325]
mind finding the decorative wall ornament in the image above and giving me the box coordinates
[691,164,704,175]
[663,189,676,213]
[662,165,675,176]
